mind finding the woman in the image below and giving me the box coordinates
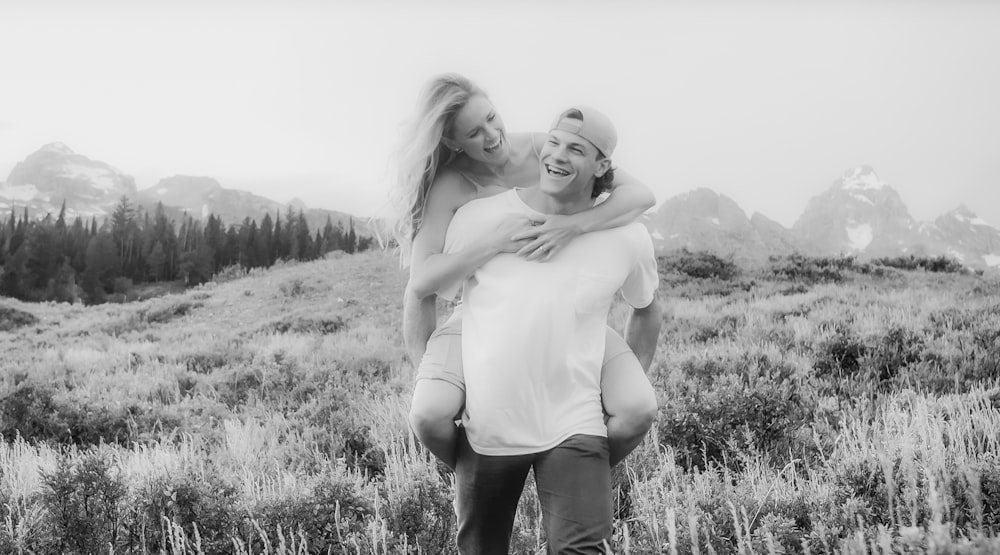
[388,73,658,469]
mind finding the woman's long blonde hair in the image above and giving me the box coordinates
[386,73,484,265]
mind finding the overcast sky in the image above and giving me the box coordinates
[1,0,998,227]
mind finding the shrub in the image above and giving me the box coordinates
[214,365,264,408]
[213,263,251,284]
[145,300,201,324]
[659,249,739,280]
[767,253,857,283]
[0,382,180,447]
[184,351,231,374]
[383,472,456,553]
[279,278,309,298]
[113,276,133,295]
[248,470,374,552]
[0,306,38,332]
[0,384,65,442]
[264,315,346,335]
[129,466,242,554]
[865,325,924,384]
[872,254,965,273]
[40,450,128,554]
[657,354,807,471]
[343,426,387,477]
[813,330,867,378]
[831,458,891,524]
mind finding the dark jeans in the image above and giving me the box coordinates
[454,430,612,554]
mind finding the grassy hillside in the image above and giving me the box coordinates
[1,250,999,554]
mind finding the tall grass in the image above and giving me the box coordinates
[2,251,1000,553]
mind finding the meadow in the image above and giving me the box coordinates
[1,249,999,554]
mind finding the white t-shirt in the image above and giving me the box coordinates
[443,189,658,456]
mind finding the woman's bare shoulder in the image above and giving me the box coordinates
[426,167,478,211]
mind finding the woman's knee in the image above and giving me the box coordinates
[624,389,658,431]
[409,380,464,432]
[601,349,657,428]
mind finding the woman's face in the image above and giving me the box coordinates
[447,95,509,165]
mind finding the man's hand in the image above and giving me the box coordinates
[511,214,583,261]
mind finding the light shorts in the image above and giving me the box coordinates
[414,307,465,391]
[414,305,634,392]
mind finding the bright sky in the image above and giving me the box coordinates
[2,0,999,227]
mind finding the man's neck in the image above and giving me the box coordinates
[518,186,594,215]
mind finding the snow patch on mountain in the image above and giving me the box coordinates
[841,166,885,191]
[983,254,1000,267]
[846,223,873,251]
[62,164,120,193]
[949,210,993,228]
[850,192,874,206]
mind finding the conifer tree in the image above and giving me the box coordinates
[273,212,284,261]
[51,258,78,303]
[70,217,88,273]
[0,243,29,298]
[345,218,357,254]
[259,213,274,267]
[25,223,59,294]
[293,210,312,261]
[82,232,118,304]
[55,201,67,233]
[146,241,167,282]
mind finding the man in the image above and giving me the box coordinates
[441,106,662,554]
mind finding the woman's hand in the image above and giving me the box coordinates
[511,214,582,261]
[490,215,536,254]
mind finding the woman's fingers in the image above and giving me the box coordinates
[517,240,560,261]
[516,240,541,257]
[511,227,540,242]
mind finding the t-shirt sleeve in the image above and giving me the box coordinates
[620,227,658,308]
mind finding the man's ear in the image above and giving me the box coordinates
[594,158,612,178]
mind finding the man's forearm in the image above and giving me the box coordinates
[403,287,438,366]
[625,298,662,372]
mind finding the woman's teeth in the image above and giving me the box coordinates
[484,138,502,153]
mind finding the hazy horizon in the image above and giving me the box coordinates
[2,0,998,228]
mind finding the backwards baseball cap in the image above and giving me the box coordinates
[549,106,617,158]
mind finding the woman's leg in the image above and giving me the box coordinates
[410,377,464,469]
[408,311,466,470]
[601,327,658,467]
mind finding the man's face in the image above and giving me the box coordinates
[538,128,608,200]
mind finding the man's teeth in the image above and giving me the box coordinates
[546,165,570,177]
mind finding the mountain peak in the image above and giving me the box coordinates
[946,204,975,218]
[39,142,75,156]
[2,143,136,218]
[838,165,885,192]
[940,205,996,229]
